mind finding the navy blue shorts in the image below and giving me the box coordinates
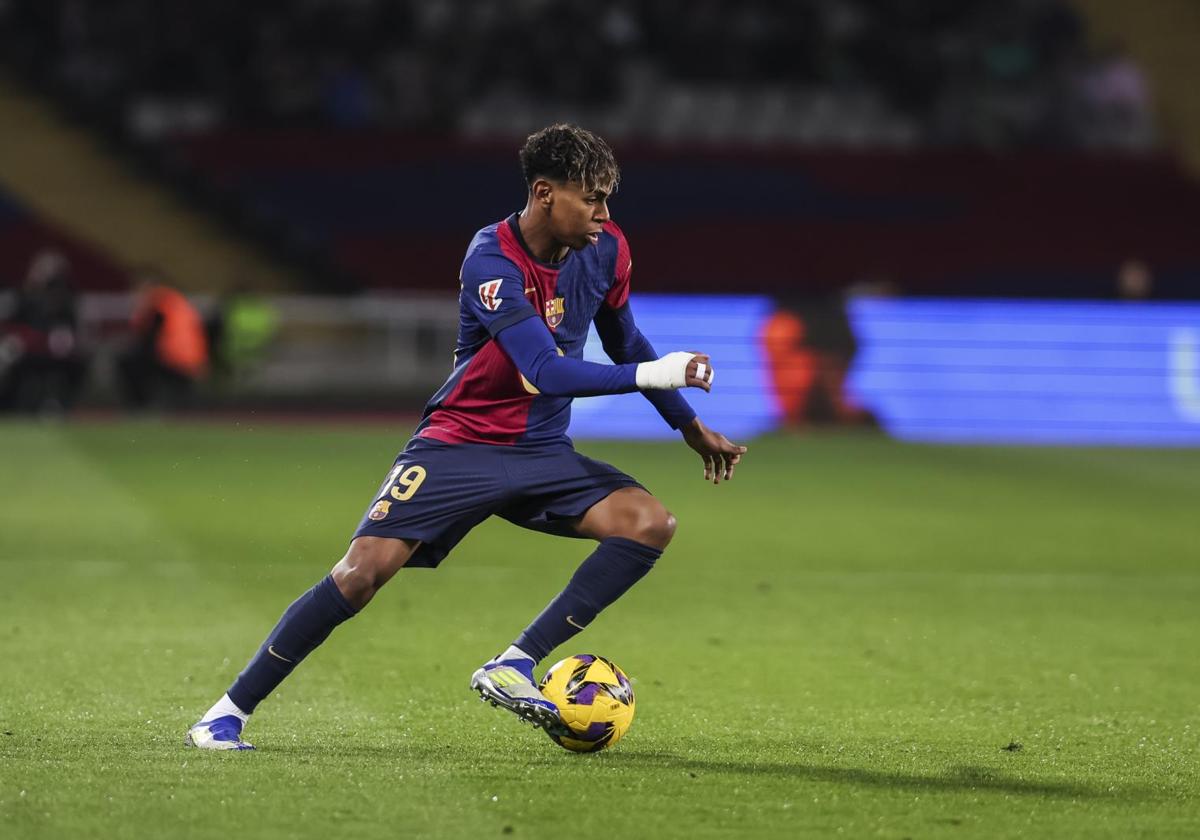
[352,438,642,568]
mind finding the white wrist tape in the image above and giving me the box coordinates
[635,351,695,390]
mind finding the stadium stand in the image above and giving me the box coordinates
[1073,0,1200,174]
[0,75,300,294]
[0,185,126,292]
[0,0,1147,150]
[1,0,1193,299]
[170,135,1200,298]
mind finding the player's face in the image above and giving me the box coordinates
[550,181,610,251]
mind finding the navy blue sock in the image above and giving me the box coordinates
[514,537,661,663]
[227,575,357,714]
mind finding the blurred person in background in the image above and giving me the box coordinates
[1073,42,1155,149]
[0,249,88,415]
[760,292,874,428]
[1115,258,1155,301]
[205,284,280,385]
[116,267,208,410]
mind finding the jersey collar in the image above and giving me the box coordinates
[507,213,571,269]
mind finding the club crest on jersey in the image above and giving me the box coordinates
[368,500,392,521]
[479,279,503,311]
[544,296,565,329]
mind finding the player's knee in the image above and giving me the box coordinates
[655,510,678,549]
[331,537,412,607]
[332,557,377,602]
[628,502,676,550]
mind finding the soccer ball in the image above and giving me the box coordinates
[539,654,635,753]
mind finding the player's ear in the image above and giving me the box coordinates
[531,178,554,209]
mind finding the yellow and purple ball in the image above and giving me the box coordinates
[538,654,635,753]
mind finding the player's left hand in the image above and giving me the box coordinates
[681,417,748,484]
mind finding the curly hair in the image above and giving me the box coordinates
[519,124,620,194]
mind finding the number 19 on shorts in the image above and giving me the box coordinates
[385,465,427,501]
[367,464,428,522]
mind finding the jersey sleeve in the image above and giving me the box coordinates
[603,220,633,310]
[594,302,698,429]
[460,254,539,337]
[496,316,639,397]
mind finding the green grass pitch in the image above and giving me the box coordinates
[1,421,1198,838]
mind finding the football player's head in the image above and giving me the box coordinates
[520,124,619,252]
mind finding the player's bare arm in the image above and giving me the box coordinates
[635,350,748,482]
[674,353,746,482]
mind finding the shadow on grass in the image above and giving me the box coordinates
[607,751,1140,801]
[252,740,1145,803]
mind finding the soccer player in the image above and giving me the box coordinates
[186,124,748,750]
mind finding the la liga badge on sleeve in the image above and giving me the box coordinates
[479,279,503,311]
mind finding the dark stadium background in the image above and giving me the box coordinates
[2,3,1199,839]
[2,0,1198,434]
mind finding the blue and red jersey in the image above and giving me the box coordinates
[415,213,682,446]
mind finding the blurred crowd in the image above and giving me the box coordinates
[0,0,1154,149]
[0,251,278,415]
[0,251,87,413]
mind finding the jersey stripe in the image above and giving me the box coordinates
[418,340,533,445]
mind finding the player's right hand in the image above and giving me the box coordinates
[685,353,713,392]
[635,352,713,391]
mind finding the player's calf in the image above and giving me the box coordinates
[184,537,418,750]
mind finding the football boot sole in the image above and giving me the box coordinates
[469,669,571,738]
